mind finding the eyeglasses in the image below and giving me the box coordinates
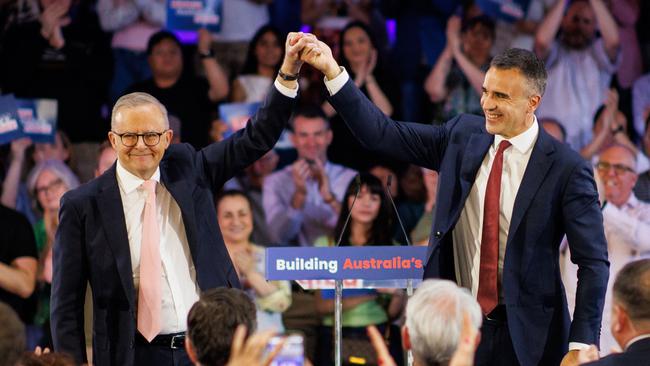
[595,162,635,175]
[111,131,167,147]
[36,178,64,195]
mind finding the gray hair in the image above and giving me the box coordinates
[490,48,547,97]
[405,280,482,365]
[111,92,169,130]
[27,159,80,199]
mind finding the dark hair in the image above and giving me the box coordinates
[146,30,182,55]
[592,104,606,126]
[0,302,25,366]
[216,189,253,210]
[240,25,284,75]
[540,117,567,142]
[613,259,650,323]
[333,173,394,246]
[186,288,257,366]
[490,48,547,96]
[461,15,496,40]
[14,352,76,366]
[288,104,329,132]
[338,21,379,74]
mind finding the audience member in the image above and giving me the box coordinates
[579,259,650,365]
[410,168,438,246]
[231,25,283,103]
[324,21,397,171]
[127,30,229,149]
[608,0,642,91]
[0,0,112,143]
[223,150,278,246]
[563,144,650,354]
[185,288,256,366]
[540,117,567,143]
[425,15,495,121]
[0,204,38,323]
[492,0,555,54]
[0,301,26,366]
[534,0,620,151]
[216,190,291,331]
[27,159,80,347]
[97,0,165,103]
[369,164,398,199]
[94,140,117,177]
[263,106,356,246]
[15,351,76,366]
[314,173,405,366]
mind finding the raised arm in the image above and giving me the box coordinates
[589,0,620,61]
[198,29,229,102]
[535,0,567,60]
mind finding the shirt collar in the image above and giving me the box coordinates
[624,333,650,351]
[116,160,160,195]
[493,116,539,154]
[624,193,640,209]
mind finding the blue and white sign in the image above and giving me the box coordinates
[265,246,428,281]
[0,94,24,145]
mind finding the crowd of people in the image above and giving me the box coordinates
[1,0,650,365]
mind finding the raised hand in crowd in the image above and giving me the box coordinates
[225,325,284,366]
[1,137,32,209]
[290,159,311,209]
[353,49,377,88]
[311,158,339,211]
[39,0,72,49]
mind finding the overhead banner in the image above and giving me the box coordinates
[265,246,428,281]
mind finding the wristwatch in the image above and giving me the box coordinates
[278,69,299,81]
[198,49,214,59]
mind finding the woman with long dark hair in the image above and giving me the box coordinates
[230,25,284,103]
[314,173,405,365]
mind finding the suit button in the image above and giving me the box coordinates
[434,231,442,238]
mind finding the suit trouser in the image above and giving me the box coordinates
[134,333,192,366]
[474,305,521,366]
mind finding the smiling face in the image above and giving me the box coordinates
[481,67,540,138]
[217,195,253,245]
[596,145,638,207]
[348,185,381,225]
[109,104,172,180]
[342,26,373,68]
[290,116,332,162]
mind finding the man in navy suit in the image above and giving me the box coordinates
[295,36,609,366]
[581,259,650,366]
[50,33,310,366]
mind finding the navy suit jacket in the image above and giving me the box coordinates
[50,86,295,366]
[328,79,609,366]
[585,337,650,366]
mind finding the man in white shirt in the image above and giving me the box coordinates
[293,34,608,366]
[50,33,309,366]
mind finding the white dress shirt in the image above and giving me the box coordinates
[116,161,199,334]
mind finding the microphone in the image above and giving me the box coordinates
[335,174,361,247]
[385,175,412,247]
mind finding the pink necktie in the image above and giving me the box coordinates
[137,180,161,342]
[477,140,511,315]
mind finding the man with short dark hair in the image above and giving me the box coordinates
[185,288,256,366]
[296,34,608,366]
[580,259,650,365]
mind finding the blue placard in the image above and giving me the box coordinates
[219,102,261,138]
[166,0,222,33]
[0,94,25,145]
[16,98,57,143]
[265,246,428,281]
[476,0,530,22]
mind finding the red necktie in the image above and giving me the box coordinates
[478,140,511,315]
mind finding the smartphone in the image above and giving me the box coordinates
[304,158,316,166]
[266,333,304,366]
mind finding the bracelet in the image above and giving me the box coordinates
[278,69,299,81]
[199,49,214,59]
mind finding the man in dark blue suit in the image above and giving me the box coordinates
[295,35,609,366]
[50,33,309,366]
[581,259,650,366]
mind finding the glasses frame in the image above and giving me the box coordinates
[111,130,168,147]
[595,161,636,175]
[35,178,64,196]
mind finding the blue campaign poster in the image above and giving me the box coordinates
[0,94,25,145]
[218,102,261,138]
[476,0,531,22]
[16,98,57,143]
[166,0,222,33]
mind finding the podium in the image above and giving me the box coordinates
[266,246,428,366]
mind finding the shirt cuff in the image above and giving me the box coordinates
[568,342,590,351]
[323,67,349,96]
[274,78,298,98]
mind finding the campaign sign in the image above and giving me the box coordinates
[219,102,261,138]
[16,98,57,143]
[265,246,428,281]
[476,0,530,22]
[166,0,222,33]
[0,94,24,145]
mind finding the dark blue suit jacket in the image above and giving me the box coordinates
[50,86,295,366]
[585,337,650,366]
[328,79,609,366]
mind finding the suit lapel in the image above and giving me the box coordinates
[458,132,493,208]
[506,129,555,248]
[97,166,136,309]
